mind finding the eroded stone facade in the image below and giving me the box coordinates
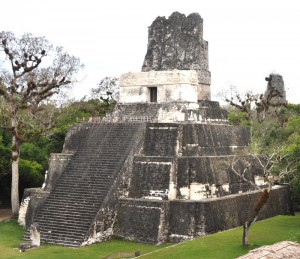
[119,70,198,103]
[142,12,211,100]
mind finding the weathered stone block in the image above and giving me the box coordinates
[129,157,174,199]
[114,199,169,244]
[30,222,40,247]
[143,123,179,156]
[18,188,49,228]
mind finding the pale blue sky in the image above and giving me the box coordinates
[2,0,300,103]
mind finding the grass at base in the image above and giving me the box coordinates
[0,220,170,259]
[0,213,299,259]
[141,213,300,259]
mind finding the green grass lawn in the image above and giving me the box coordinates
[0,213,299,259]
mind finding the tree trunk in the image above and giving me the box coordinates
[11,125,20,217]
[242,215,258,246]
[243,221,250,246]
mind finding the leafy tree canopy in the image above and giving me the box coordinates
[0,31,84,215]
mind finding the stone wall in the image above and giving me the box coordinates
[104,103,161,123]
[119,70,198,103]
[194,185,293,236]
[115,186,293,244]
[105,101,228,123]
[18,188,49,228]
[114,199,169,244]
[176,156,260,199]
[129,157,174,200]
[141,12,211,100]
[127,123,254,201]
[181,124,250,156]
[143,123,179,156]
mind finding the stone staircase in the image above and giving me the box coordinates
[24,123,142,247]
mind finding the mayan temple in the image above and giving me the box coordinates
[19,12,292,247]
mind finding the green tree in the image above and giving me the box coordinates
[224,75,298,245]
[0,31,83,216]
[90,76,119,102]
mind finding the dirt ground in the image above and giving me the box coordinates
[0,209,12,221]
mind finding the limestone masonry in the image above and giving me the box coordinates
[119,70,198,103]
[142,12,211,100]
[19,12,293,247]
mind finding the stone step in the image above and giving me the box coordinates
[48,190,109,197]
[41,203,102,211]
[57,174,115,179]
[38,226,90,235]
[51,186,110,191]
[45,197,104,203]
[57,172,116,178]
[39,228,87,237]
[52,182,112,188]
[37,222,91,231]
[47,191,107,198]
[36,216,94,225]
[55,177,115,182]
[39,202,99,210]
[41,233,85,243]
[42,237,83,246]
[36,212,97,220]
[42,240,81,248]
[58,170,118,176]
[37,211,95,220]
[37,205,98,213]
[47,191,108,198]
[23,234,83,248]
[64,164,122,170]
[45,194,106,201]
[36,220,91,230]
[40,202,101,210]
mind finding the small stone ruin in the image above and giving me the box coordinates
[19,12,293,247]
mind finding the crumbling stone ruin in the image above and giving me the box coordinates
[142,12,211,100]
[254,73,287,122]
[265,74,286,96]
[19,12,293,247]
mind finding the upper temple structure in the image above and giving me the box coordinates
[18,12,292,248]
[120,12,211,103]
[141,12,211,100]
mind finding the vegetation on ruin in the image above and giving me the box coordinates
[228,101,300,205]
[223,81,300,245]
[0,213,299,259]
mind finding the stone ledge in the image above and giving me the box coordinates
[120,70,198,87]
